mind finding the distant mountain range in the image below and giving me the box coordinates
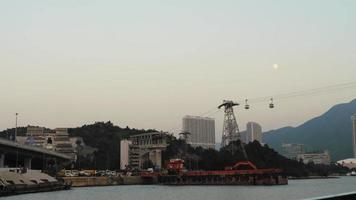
[263,99,356,161]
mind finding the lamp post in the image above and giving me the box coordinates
[15,113,18,142]
[15,113,18,168]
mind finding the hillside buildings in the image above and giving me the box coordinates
[281,143,305,160]
[17,126,76,160]
[120,132,169,170]
[282,143,331,164]
[352,115,356,158]
[246,122,262,144]
[297,151,331,165]
[182,116,215,149]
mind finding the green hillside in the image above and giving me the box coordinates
[263,99,356,161]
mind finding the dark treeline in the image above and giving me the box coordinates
[0,127,27,140]
[68,121,156,170]
[162,139,349,177]
[0,123,350,176]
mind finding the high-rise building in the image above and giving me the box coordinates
[246,122,262,143]
[352,115,356,158]
[182,116,215,149]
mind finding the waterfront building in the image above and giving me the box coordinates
[182,116,215,149]
[296,151,331,165]
[246,122,262,143]
[281,143,304,160]
[352,115,356,158]
[126,132,169,170]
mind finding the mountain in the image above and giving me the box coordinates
[263,99,356,161]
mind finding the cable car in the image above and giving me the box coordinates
[269,98,274,108]
[245,99,250,109]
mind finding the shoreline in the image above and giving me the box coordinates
[289,176,340,180]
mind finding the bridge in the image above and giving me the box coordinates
[0,138,73,170]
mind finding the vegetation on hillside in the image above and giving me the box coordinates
[162,138,349,177]
[263,99,356,161]
[68,121,156,170]
[0,122,349,176]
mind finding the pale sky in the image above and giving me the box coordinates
[1,0,356,142]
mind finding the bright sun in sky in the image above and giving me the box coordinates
[273,64,279,70]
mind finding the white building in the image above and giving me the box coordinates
[246,122,262,143]
[182,116,215,149]
[120,139,132,170]
[352,115,356,158]
[121,132,169,170]
[297,151,331,165]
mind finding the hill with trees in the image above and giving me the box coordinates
[263,99,356,161]
[162,139,348,177]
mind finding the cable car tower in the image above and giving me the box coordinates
[218,100,241,147]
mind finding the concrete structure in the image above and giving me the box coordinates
[337,158,356,169]
[352,115,356,158]
[126,132,169,170]
[51,128,76,159]
[25,126,46,148]
[297,151,331,165]
[246,122,262,143]
[281,143,305,160]
[19,127,76,160]
[182,116,215,149]
[0,169,58,185]
[120,140,132,170]
[0,138,72,169]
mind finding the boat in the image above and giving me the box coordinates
[142,159,288,186]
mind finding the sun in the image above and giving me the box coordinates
[273,64,279,70]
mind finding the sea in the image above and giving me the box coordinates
[3,177,356,200]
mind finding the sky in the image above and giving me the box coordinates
[1,0,356,142]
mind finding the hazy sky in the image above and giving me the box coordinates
[1,0,356,142]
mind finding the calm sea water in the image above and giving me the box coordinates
[3,177,356,200]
